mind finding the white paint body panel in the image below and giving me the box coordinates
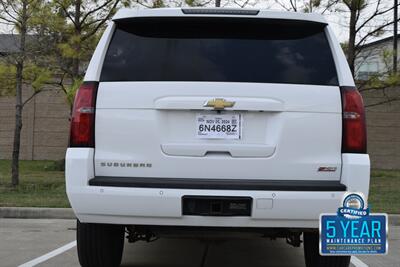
[66,149,370,228]
[66,8,371,229]
[94,82,342,180]
[341,153,371,197]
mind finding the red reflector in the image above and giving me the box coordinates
[340,86,367,153]
[69,81,98,147]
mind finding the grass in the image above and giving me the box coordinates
[0,160,399,213]
[369,169,400,214]
[0,160,70,208]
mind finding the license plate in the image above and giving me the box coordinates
[196,113,241,139]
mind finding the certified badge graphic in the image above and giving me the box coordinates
[338,193,369,219]
[320,192,388,255]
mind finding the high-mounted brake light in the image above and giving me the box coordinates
[69,81,98,147]
[181,8,259,15]
[340,86,367,153]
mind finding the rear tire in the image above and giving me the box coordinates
[77,220,125,267]
[303,232,350,267]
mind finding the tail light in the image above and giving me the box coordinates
[69,81,98,147]
[340,86,367,153]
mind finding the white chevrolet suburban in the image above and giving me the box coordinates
[66,8,370,267]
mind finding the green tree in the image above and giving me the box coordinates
[0,64,16,96]
[318,0,398,76]
[340,0,396,75]
[37,0,130,108]
[0,0,51,186]
[329,0,400,106]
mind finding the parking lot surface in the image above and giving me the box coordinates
[0,219,399,267]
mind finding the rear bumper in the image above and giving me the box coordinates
[88,176,347,191]
[66,148,370,228]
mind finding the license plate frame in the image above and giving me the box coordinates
[196,113,241,140]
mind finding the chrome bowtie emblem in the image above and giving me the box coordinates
[203,98,235,110]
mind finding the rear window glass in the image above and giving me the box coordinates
[101,18,338,85]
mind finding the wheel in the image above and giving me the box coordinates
[77,220,125,267]
[303,232,350,267]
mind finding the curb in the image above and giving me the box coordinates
[0,207,399,224]
[0,207,75,219]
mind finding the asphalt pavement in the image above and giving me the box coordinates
[0,219,399,267]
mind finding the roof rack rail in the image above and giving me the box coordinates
[181,8,259,15]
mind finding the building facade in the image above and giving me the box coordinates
[355,35,399,80]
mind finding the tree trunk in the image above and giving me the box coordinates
[215,0,221,7]
[11,62,23,186]
[347,2,357,76]
[394,0,398,73]
[11,1,28,187]
[72,0,82,78]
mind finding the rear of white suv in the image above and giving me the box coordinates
[66,8,370,267]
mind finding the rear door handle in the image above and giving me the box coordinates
[154,96,284,111]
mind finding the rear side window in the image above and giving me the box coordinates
[101,18,338,85]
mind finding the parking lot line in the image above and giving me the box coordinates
[18,240,76,267]
[351,256,369,267]
[12,239,370,267]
